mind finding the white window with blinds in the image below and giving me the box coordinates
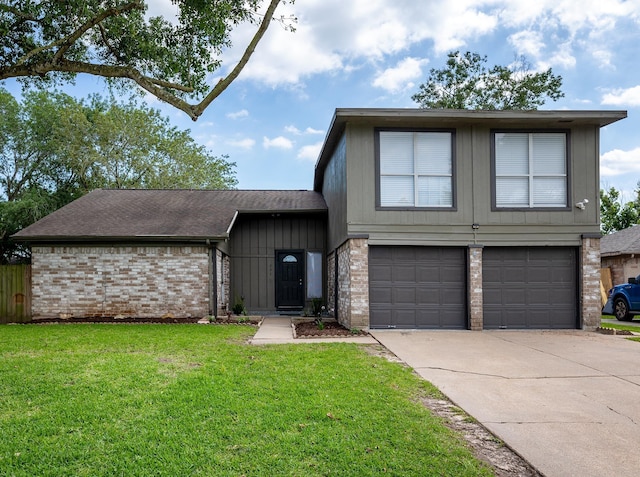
[379,131,453,208]
[494,132,567,208]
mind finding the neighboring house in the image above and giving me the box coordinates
[601,225,640,286]
[14,108,626,330]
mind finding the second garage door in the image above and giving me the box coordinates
[483,247,578,329]
[369,246,467,329]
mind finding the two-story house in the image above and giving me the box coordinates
[14,108,626,330]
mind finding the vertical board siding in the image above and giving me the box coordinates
[0,265,32,323]
[229,214,327,312]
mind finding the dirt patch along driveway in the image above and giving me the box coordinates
[370,330,640,477]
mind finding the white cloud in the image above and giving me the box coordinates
[263,136,293,149]
[602,86,640,106]
[227,138,255,150]
[227,109,249,119]
[508,30,545,58]
[285,125,301,134]
[285,125,325,135]
[373,57,429,94]
[222,0,499,87]
[600,148,640,177]
[297,142,323,162]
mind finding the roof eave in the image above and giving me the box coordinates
[12,235,230,244]
[313,108,628,191]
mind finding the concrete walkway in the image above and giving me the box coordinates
[370,330,640,477]
[250,316,377,345]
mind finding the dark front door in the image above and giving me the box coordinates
[276,250,304,309]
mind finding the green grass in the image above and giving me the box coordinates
[599,318,640,342]
[0,324,493,476]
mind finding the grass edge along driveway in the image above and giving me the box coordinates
[0,324,493,476]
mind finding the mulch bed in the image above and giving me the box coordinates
[293,319,369,338]
[596,327,634,335]
[212,316,262,325]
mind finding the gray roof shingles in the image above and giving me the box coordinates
[13,189,327,241]
[601,225,640,257]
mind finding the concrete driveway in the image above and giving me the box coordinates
[370,330,640,477]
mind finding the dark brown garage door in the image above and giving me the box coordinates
[369,246,467,329]
[483,247,577,329]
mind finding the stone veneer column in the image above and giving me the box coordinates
[326,251,336,315]
[581,235,601,330]
[336,238,370,329]
[468,245,484,331]
[215,249,231,316]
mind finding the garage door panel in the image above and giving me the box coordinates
[394,265,416,282]
[394,309,417,327]
[483,247,577,329]
[369,263,392,281]
[369,286,392,303]
[528,288,550,304]
[504,289,526,305]
[394,287,416,304]
[369,246,466,329]
[441,266,465,282]
[416,288,441,305]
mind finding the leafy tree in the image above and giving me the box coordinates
[600,186,640,234]
[0,0,294,120]
[412,50,564,110]
[0,88,238,262]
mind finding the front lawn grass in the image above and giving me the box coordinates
[0,325,493,476]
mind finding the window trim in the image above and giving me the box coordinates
[375,128,457,211]
[490,129,571,211]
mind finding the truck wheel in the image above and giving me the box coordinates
[614,297,632,321]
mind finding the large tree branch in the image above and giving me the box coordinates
[2,0,285,121]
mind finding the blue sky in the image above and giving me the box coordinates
[4,0,640,197]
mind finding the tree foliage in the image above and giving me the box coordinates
[0,88,237,262]
[412,50,564,110]
[0,0,294,120]
[600,186,640,234]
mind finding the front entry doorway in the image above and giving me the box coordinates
[275,250,305,310]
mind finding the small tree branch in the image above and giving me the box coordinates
[16,1,143,65]
[192,0,283,118]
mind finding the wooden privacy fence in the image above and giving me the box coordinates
[0,265,32,323]
[600,267,613,308]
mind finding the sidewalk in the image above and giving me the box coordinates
[250,316,377,345]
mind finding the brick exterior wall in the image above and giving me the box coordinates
[31,245,210,319]
[468,245,483,330]
[336,238,369,329]
[581,237,601,330]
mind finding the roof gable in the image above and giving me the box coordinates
[13,189,327,242]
